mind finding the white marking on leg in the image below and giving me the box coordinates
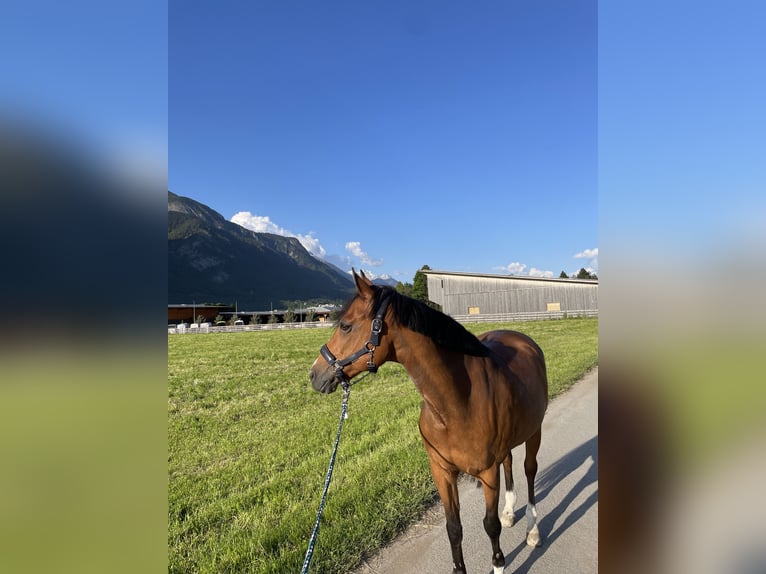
[494,565,505,574]
[500,488,516,527]
[525,503,541,547]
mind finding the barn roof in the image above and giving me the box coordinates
[422,270,598,285]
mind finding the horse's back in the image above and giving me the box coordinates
[478,329,549,403]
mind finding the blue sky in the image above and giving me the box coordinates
[170,1,598,283]
[5,1,759,289]
[599,0,765,263]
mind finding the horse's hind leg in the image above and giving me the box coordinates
[524,429,543,547]
[500,453,516,527]
[478,465,505,574]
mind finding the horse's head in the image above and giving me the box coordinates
[309,269,395,393]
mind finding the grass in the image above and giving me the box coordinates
[168,318,597,573]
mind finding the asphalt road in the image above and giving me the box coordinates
[352,368,598,574]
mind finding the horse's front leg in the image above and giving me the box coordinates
[479,465,505,574]
[428,457,466,573]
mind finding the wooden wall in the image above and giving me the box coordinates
[425,272,598,317]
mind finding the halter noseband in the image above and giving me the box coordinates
[320,294,391,383]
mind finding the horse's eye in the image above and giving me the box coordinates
[339,321,352,333]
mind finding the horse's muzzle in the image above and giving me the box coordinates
[310,363,341,394]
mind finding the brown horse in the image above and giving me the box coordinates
[310,270,549,574]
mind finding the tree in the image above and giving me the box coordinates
[284,309,296,323]
[559,271,568,279]
[576,267,598,280]
[195,314,206,325]
[412,265,431,303]
[396,281,413,297]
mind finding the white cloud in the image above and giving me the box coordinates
[231,211,327,259]
[499,249,598,280]
[345,241,383,267]
[345,241,365,258]
[574,248,598,259]
[501,261,554,278]
[529,268,554,278]
[573,247,598,273]
[505,261,527,275]
[295,232,326,259]
[231,212,281,234]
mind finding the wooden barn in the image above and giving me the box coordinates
[423,270,598,321]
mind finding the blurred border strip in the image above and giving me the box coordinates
[1,1,167,572]
[600,1,766,573]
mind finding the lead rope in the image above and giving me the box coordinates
[300,376,357,574]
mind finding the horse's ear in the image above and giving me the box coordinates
[352,268,375,299]
[359,269,374,285]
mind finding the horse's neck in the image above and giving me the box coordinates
[393,330,476,418]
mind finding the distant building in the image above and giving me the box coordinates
[217,305,339,325]
[168,303,342,326]
[168,304,234,325]
[422,270,598,319]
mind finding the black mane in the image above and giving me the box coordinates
[364,286,490,357]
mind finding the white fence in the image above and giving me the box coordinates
[451,309,598,324]
[168,321,335,334]
[169,309,597,334]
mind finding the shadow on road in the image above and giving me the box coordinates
[497,434,598,574]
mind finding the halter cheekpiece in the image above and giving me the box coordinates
[319,294,391,383]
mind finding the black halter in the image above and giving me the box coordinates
[320,294,391,383]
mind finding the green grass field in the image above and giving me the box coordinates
[168,318,597,573]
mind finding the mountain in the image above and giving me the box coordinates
[168,191,354,309]
[372,274,399,287]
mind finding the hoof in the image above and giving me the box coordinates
[500,512,515,528]
[526,528,542,547]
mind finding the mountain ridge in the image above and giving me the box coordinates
[168,191,354,309]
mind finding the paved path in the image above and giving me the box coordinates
[353,368,598,574]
